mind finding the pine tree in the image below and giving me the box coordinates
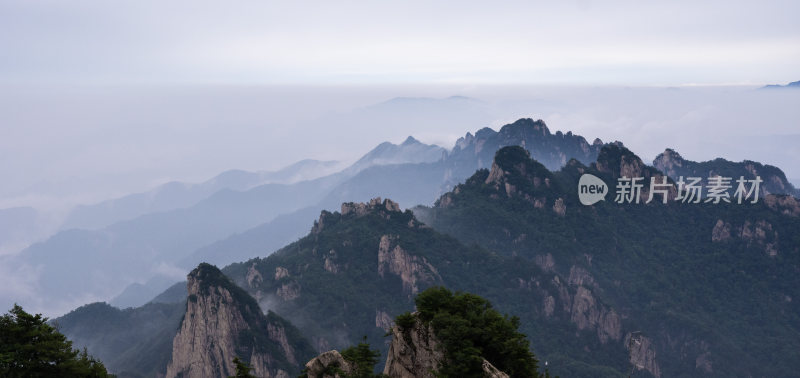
[0,304,110,377]
[229,357,256,378]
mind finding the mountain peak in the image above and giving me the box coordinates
[312,198,405,234]
[499,118,551,137]
[402,136,421,146]
[167,263,309,378]
[447,118,602,174]
[653,148,686,178]
[761,80,800,89]
[484,146,559,197]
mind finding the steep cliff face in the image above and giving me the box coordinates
[166,263,311,378]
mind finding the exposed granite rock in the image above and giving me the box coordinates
[567,265,595,288]
[247,263,263,288]
[275,266,290,280]
[552,198,566,216]
[652,148,685,178]
[764,194,800,217]
[375,310,394,331]
[570,287,621,343]
[166,263,294,378]
[711,220,732,242]
[303,350,353,378]
[380,312,511,378]
[377,235,441,295]
[626,333,661,378]
[268,322,297,365]
[552,270,621,344]
[277,282,301,301]
[543,295,556,317]
[714,219,780,255]
[695,351,713,374]
[324,249,340,274]
[341,197,401,217]
[482,359,510,378]
[383,314,444,378]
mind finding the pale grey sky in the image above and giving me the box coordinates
[1,0,798,85]
[0,0,798,209]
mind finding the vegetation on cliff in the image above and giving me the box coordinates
[0,304,110,377]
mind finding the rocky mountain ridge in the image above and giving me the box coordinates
[653,148,798,197]
[166,263,312,378]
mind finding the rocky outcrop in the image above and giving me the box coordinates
[378,235,441,295]
[764,194,800,217]
[552,198,566,216]
[570,287,622,343]
[712,219,780,256]
[376,310,394,331]
[303,350,354,378]
[383,314,444,378]
[341,197,401,217]
[277,282,301,300]
[711,219,732,242]
[247,263,263,287]
[382,313,508,378]
[626,333,661,378]
[481,359,510,378]
[652,148,686,178]
[551,267,622,344]
[166,263,302,378]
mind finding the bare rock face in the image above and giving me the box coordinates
[380,313,510,378]
[378,235,441,295]
[375,310,394,331]
[570,287,622,343]
[247,263,263,288]
[552,268,622,344]
[303,350,354,378]
[383,315,444,378]
[481,359,510,378]
[165,263,296,378]
[341,197,402,217]
[652,148,685,178]
[626,333,661,378]
[711,219,732,242]
[534,253,556,272]
[764,194,800,217]
[552,198,566,216]
[712,219,780,256]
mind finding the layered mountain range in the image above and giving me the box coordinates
[53,120,800,376]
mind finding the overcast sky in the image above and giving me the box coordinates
[0,0,798,210]
[1,0,798,86]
